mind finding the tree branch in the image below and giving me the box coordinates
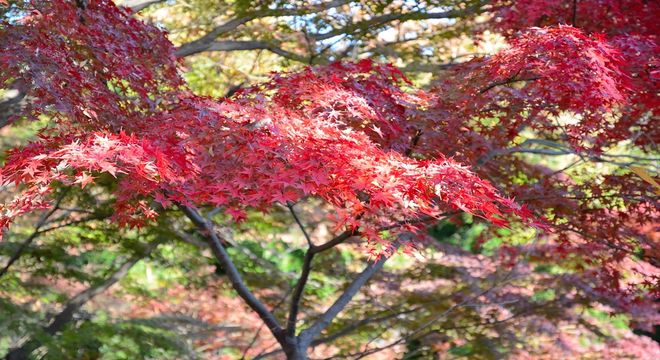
[311,4,487,41]
[311,307,416,346]
[286,204,315,336]
[175,40,307,62]
[286,250,314,336]
[177,205,285,343]
[241,292,291,360]
[287,204,313,247]
[174,0,351,59]
[174,18,255,57]
[298,240,401,346]
[312,229,358,253]
[328,281,508,360]
[119,0,165,12]
[478,75,541,94]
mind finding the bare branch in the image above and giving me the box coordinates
[326,280,510,360]
[178,205,285,343]
[572,0,578,26]
[311,4,487,41]
[119,0,165,12]
[241,292,290,360]
[286,250,314,336]
[311,307,417,346]
[173,227,297,281]
[175,40,307,62]
[479,138,660,171]
[287,204,313,248]
[312,229,358,253]
[478,75,541,94]
[286,204,315,336]
[299,240,402,346]
[174,0,351,59]
[174,18,254,57]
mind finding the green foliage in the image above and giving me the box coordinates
[531,289,556,302]
[35,315,189,360]
[429,215,485,253]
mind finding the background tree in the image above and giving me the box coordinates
[0,0,658,359]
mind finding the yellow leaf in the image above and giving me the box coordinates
[629,166,660,195]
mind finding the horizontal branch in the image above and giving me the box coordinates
[311,307,416,346]
[174,0,351,59]
[478,76,541,94]
[311,229,358,253]
[312,4,486,41]
[175,40,307,62]
[479,138,660,170]
[120,0,165,12]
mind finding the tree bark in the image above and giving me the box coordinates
[179,205,405,358]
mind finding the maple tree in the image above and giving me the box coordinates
[0,0,658,359]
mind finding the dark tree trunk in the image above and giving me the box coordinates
[283,337,309,360]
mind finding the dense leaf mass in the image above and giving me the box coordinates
[0,0,658,346]
[494,0,660,36]
[0,0,182,128]
[491,0,659,149]
[0,1,540,255]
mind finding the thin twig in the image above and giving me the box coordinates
[288,203,313,247]
[241,294,290,360]
[286,203,316,336]
[0,191,69,278]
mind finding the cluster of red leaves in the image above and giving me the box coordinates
[510,162,659,315]
[419,0,660,316]
[0,0,182,129]
[490,0,659,148]
[0,0,657,321]
[0,1,540,256]
[426,25,653,153]
[493,0,660,37]
[486,27,628,110]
